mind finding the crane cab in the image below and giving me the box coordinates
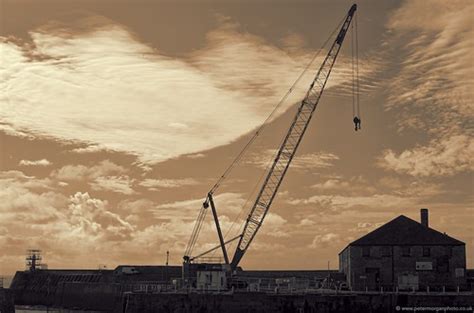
[183,261,231,291]
[196,263,229,291]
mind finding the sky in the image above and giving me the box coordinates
[0,0,473,276]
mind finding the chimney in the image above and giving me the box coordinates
[420,208,429,227]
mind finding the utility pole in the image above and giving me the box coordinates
[165,251,169,290]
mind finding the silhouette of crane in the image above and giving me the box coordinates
[183,3,359,280]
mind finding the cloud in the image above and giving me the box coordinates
[299,218,316,227]
[185,153,206,159]
[0,123,34,139]
[381,0,474,177]
[66,192,134,241]
[152,192,246,220]
[18,159,52,167]
[52,160,126,181]
[0,171,66,224]
[247,149,339,170]
[309,232,340,248]
[71,145,106,154]
[52,160,135,194]
[90,175,135,195]
[386,0,474,132]
[287,194,415,212]
[311,176,376,195]
[292,152,340,169]
[286,174,446,219]
[0,170,52,190]
[139,178,200,190]
[378,134,474,177]
[258,212,289,238]
[0,15,379,164]
[356,222,384,231]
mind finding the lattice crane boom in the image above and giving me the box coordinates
[230,4,357,270]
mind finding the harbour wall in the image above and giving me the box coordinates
[123,292,474,313]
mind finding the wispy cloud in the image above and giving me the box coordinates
[71,145,106,154]
[0,15,379,164]
[152,192,246,220]
[139,178,200,190]
[385,0,474,133]
[52,160,126,181]
[309,232,340,248]
[19,159,52,167]
[90,175,135,195]
[0,171,65,224]
[287,194,415,211]
[378,135,474,177]
[247,149,339,170]
[311,176,376,195]
[380,0,474,177]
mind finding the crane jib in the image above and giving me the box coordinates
[230,4,357,271]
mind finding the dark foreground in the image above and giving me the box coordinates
[122,292,474,313]
[6,288,474,313]
[8,268,474,313]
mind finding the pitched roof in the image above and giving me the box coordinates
[348,215,464,246]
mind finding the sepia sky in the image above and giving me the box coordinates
[0,0,473,276]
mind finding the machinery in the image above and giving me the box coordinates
[183,3,359,289]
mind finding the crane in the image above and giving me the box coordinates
[183,3,358,277]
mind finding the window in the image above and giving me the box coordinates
[362,246,370,257]
[401,246,411,256]
[423,247,430,257]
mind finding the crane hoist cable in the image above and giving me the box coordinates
[356,13,360,123]
[352,11,361,131]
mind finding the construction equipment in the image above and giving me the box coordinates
[183,3,359,285]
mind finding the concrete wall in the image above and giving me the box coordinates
[340,244,467,291]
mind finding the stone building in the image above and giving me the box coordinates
[339,209,467,291]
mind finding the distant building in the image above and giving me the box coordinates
[339,209,467,291]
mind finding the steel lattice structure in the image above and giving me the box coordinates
[230,4,357,269]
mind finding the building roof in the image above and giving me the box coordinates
[347,215,464,247]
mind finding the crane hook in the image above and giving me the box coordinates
[353,116,361,131]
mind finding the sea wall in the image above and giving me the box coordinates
[122,292,474,313]
[54,282,122,312]
[11,270,115,309]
